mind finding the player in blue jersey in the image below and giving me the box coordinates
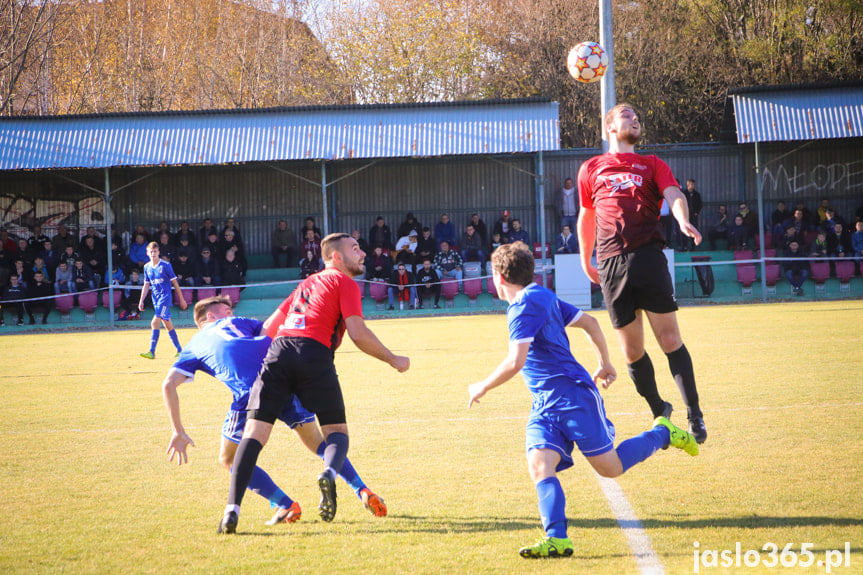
[138,242,187,359]
[467,242,698,559]
[161,295,387,526]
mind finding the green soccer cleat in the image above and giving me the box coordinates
[140,351,155,359]
[519,536,574,559]
[654,416,699,456]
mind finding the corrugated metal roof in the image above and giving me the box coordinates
[731,84,863,143]
[0,99,560,170]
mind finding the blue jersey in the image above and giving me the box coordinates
[507,283,595,412]
[143,259,177,304]
[172,316,270,411]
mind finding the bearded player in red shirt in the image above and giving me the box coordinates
[218,233,410,534]
[576,103,707,446]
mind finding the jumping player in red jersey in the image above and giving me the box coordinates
[576,103,707,445]
[218,233,410,534]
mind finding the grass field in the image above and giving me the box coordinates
[1,301,862,574]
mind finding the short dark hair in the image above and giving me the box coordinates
[491,242,534,287]
[194,295,232,328]
[321,232,351,261]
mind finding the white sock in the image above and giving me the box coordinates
[224,504,240,515]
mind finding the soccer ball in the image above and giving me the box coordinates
[567,42,608,84]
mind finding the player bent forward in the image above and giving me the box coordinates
[219,233,409,534]
[161,295,387,526]
[467,242,698,559]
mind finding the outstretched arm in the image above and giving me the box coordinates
[664,186,702,245]
[468,341,529,407]
[162,369,196,465]
[570,312,617,388]
[345,315,410,372]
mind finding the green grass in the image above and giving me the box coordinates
[1,301,862,574]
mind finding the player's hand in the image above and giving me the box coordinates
[390,354,410,372]
[679,222,703,246]
[467,382,487,408]
[167,431,195,465]
[593,363,617,389]
[179,299,188,310]
[585,265,600,285]
[138,301,145,312]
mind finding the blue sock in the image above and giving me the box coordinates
[316,441,365,495]
[322,432,349,477]
[246,465,294,509]
[616,426,669,473]
[168,329,181,352]
[535,476,567,539]
[149,329,160,353]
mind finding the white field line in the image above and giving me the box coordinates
[596,474,665,575]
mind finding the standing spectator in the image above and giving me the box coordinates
[736,202,758,235]
[350,229,368,254]
[368,216,393,251]
[110,239,128,276]
[434,213,457,249]
[219,229,247,275]
[387,262,417,311]
[198,218,218,248]
[493,210,513,240]
[556,225,578,254]
[300,228,322,264]
[173,221,197,249]
[72,259,96,292]
[770,200,791,245]
[79,235,106,285]
[659,199,674,247]
[460,224,486,267]
[6,274,29,326]
[783,240,809,296]
[54,261,74,294]
[28,224,51,251]
[557,177,579,233]
[138,242,187,359]
[680,180,702,251]
[468,213,489,246]
[727,215,751,250]
[299,249,324,279]
[508,218,530,246]
[434,240,463,284]
[364,245,392,281]
[271,219,297,268]
[415,227,436,264]
[195,246,221,287]
[788,209,810,248]
[396,212,422,240]
[852,221,863,260]
[415,258,441,309]
[706,205,729,250]
[51,224,77,253]
[27,270,54,324]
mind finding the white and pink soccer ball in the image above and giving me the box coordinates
[567,42,608,84]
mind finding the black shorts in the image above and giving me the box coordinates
[598,242,678,329]
[247,336,346,427]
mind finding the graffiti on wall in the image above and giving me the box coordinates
[0,194,115,240]
[761,159,863,196]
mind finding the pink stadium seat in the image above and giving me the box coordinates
[835,261,855,283]
[173,287,194,306]
[221,287,241,306]
[764,264,781,286]
[762,248,777,259]
[532,242,552,259]
[354,277,366,298]
[486,277,499,299]
[736,264,757,288]
[196,287,217,300]
[441,278,459,305]
[463,278,483,301]
[754,233,773,250]
[733,250,754,261]
[810,261,831,285]
[55,294,75,315]
[77,291,98,313]
[102,289,122,309]
[368,281,388,304]
[860,260,863,278]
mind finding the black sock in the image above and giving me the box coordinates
[228,438,263,507]
[628,352,666,417]
[666,344,701,418]
[322,432,349,476]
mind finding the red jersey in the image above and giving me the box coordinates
[274,267,363,350]
[578,152,678,261]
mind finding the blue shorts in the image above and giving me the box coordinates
[525,383,616,472]
[152,294,172,320]
[222,395,317,444]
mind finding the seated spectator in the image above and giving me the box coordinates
[810,230,829,257]
[110,239,128,275]
[202,230,221,261]
[220,248,245,287]
[468,213,488,246]
[770,201,791,244]
[218,229,247,275]
[198,218,217,248]
[434,213,456,249]
[556,225,578,254]
[155,221,172,242]
[351,229,369,254]
[51,224,77,253]
[493,210,513,240]
[387,262,417,311]
[415,227,436,264]
[460,224,486,267]
[173,221,197,248]
[727,215,751,250]
[783,240,809,296]
[271,219,297,268]
[27,270,53,324]
[415,258,441,309]
[300,228,322,264]
[222,218,244,248]
[364,245,392,281]
[781,224,803,251]
[132,224,151,244]
[489,232,505,255]
[394,230,419,268]
[172,251,196,287]
[817,198,832,223]
[299,249,324,279]
[820,207,846,236]
[38,240,60,276]
[128,233,149,271]
[852,221,863,260]
[1,229,18,255]
[369,216,394,251]
[83,226,106,251]
[71,258,96,292]
[30,256,51,284]
[104,263,125,287]
[156,232,176,264]
[15,238,35,268]
[301,217,322,242]
[120,269,144,319]
[54,261,74,294]
[397,212,423,240]
[737,202,758,235]
[434,240,463,283]
[827,222,851,257]
[788,209,810,246]
[794,202,817,229]
[195,247,221,287]
[507,218,530,245]
[6,274,29,326]
[12,260,27,287]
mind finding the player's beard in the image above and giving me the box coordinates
[345,257,364,277]
[620,129,640,145]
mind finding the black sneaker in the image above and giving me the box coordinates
[217,510,238,534]
[433,304,440,309]
[29,317,36,325]
[688,416,707,444]
[387,305,394,311]
[16,319,23,326]
[317,471,337,522]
